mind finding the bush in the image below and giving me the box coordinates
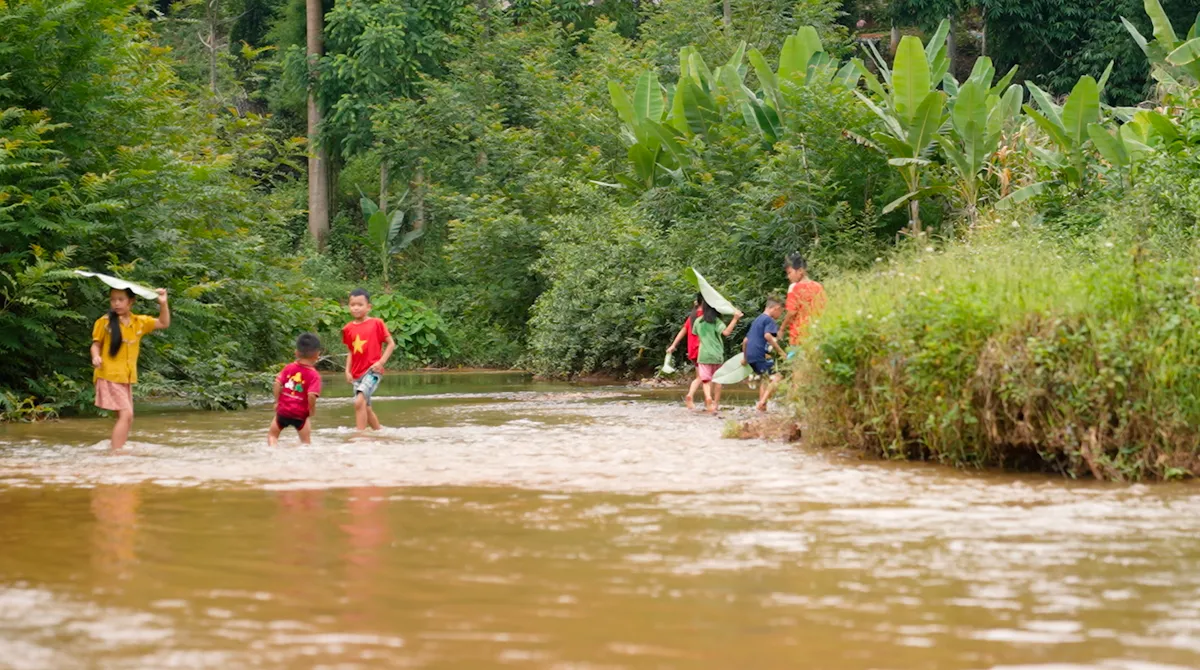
[527,192,687,376]
[790,190,1200,480]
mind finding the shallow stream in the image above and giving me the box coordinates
[2,373,1199,669]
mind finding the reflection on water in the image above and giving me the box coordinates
[91,485,141,581]
[0,373,1199,668]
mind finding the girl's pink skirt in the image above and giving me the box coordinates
[95,379,133,412]
[697,363,720,383]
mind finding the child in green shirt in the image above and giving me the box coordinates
[692,300,743,414]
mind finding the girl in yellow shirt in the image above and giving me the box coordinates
[90,287,170,449]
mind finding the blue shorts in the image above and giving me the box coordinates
[353,372,381,405]
[748,359,775,375]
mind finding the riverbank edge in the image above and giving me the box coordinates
[779,220,1200,483]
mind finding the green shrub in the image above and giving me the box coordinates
[791,193,1200,480]
[527,192,687,376]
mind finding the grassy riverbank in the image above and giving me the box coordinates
[788,168,1200,480]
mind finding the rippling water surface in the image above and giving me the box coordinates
[2,372,1200,669]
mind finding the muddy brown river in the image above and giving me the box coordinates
[1,372,1199,669]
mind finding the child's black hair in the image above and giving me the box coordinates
[106,288,135,357]
[349,287,371,302]
[296,332,322,358]
[785,253,807,272]
[701,300,720,323]
[765,295,783,309]
[694,292,703,305]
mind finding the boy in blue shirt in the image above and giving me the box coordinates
[742,297,787,412]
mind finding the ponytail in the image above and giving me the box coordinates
[105,288,135,357]
[107,310,123,357]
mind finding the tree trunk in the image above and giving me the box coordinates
[207,0,219,95]
[909,199,921,236]
[890,23,900,55]
[412,165,425,231]
[379,160,389,215]
[980,7,987,57]
[306,0,329,248]
[722,0,731,29]
[946,14,957,79]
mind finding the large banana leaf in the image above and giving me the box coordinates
[1123,16,1152,57]
[684,267,737,316]
[778,26,822,81]
[633,72,664,126]
[748,48,779,98]
[995,182,1050,210]
[627,143,658,187]
[996,84,1024,131]
[740,99,779,145]
[645,121,691,169]
[1088,123,1129,169]
[678,77,719,137]
[966,57,995,88]
[712,353,751,385]
[1144,109,1181,143]
[991,65,1019,96]
[1167,38,1200,65]
[853,90,906,139]
[906,90,946,157]
[1023,105,1072,152]
[1061,76,1099,146]
[1145,0,1179,48]
[608,81,635,131]
[687,52,715,93]
[893,36,931,125]
[669,83,688,134]
[854,59,888,100]
[366,210,389,250]
[1025,82,1063,130]
[952,81,988,174]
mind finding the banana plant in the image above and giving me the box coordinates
[608,71,689,190]
[361,192,422,287]
[1023,75,1101,187]
[1086,108,1179,188]
[853,31,949,234]
[746,27,858,141]
[937,58,1024,226]
[1122,0,1200,96]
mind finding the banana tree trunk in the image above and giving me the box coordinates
[909,199,921,235]
[946,14,957,78]
[379,160,389,215]
[890,23,900,55]
[412,165,425,231]
[306,0,329,248]
[722,0,731,28]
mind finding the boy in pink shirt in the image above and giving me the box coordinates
[268,333,323,446]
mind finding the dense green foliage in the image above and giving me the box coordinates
[1,0,323,413]
[792,145,1200,480]
[5,0,1200,444]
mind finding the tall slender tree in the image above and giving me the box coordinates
[306,0,329,246]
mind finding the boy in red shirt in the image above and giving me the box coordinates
[342,288,396,431]
[782,253,826,346]
[268,333,323,446]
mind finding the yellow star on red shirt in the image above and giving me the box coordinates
[351,334,367,354]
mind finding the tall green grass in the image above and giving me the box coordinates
[789,213,1200,480]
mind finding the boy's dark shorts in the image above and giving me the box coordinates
[276,414,308,431]
[749,359,775,375]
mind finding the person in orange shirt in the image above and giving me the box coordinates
[342,289,396,431]
[781,253,825,347]
[90,287,170,449]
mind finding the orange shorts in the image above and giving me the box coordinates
[94,379,133,412]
